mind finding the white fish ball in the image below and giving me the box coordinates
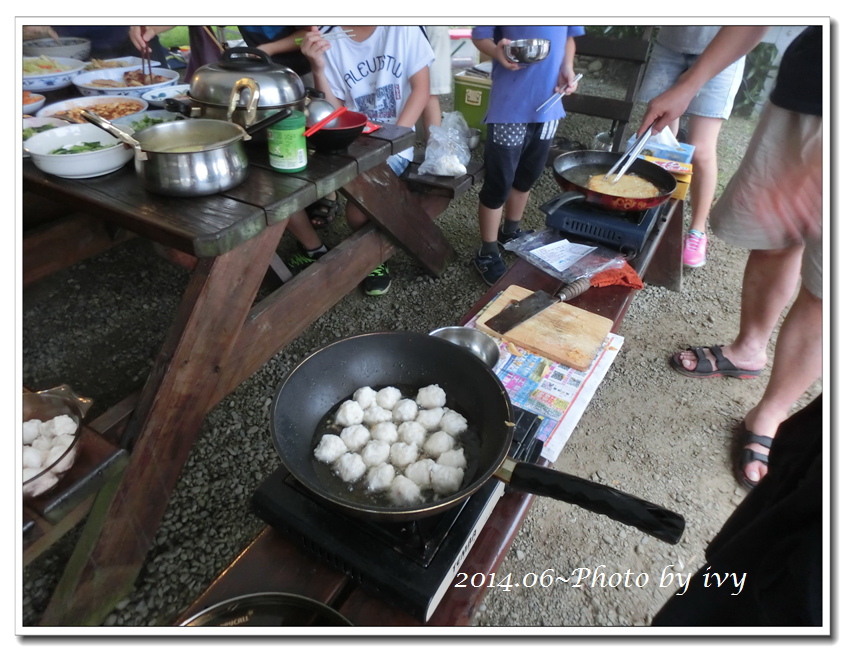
[375,386,402,410]
[405,458,436,490]
[353,386,377,410]
[389,442,419,469]
[31,435,53,451]
[361,439,391,467]
[389,474,423,506]
[53,433,77,451]
[431,463,465,495]
[22,466,43,483]
[416,407,444,431]
[333,452,367,483]
[423,431,455,457]
[40,414,77,438]
[334,400,364,427]
[370,421,398,444]
[362,405,392,426]
[24,471,59,496]
[391,398,419,423]
[437,448,468,469]
[439,409,468,436]
[46,444,76,474]
[366,463,396,492]
[22,419,42,445]
[22,445,46,469]
[339,425,370,452]
[314,434,348,464]
[416,384,447,409]
[397,421,427,447]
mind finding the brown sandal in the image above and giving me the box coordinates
[306,197,339,229]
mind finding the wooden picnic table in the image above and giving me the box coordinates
[22,121,470,626]
[174,197,684,627]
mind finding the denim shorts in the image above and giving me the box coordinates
[637,41,746,120]
[387,153,411,177]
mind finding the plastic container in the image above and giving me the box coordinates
[267,110,307,173]
[453,70,492,138]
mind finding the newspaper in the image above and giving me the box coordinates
[466,313,623,463]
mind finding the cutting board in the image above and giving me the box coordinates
[476,285,613,371]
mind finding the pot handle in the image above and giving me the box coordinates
[219,47,275,71]
[540,190,585,216]
[496,460,685,544]
[163,97,195,117]
[244,107,293,136]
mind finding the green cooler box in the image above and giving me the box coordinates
[453,70,492,138]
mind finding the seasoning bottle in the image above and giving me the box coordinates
[267,110,307,173]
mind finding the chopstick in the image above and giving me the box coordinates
[295,29,355,46]
[535,73,583,112]
[603,120,655,183]
[303,105,347,137]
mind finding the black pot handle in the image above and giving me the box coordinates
[501,462,685,544]
[244,108,293,136]
[164,97,194,117]
[219,47,276,71]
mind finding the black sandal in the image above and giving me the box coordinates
[735,429,773,489]
[306,197,339,229]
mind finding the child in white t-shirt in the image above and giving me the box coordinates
[300,25,434,295]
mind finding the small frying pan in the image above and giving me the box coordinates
[270,332,685,544]
[551,150,677,213]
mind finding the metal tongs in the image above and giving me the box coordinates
[535,73,583,113]
[603,120,655,183]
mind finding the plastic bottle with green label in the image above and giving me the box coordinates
[267,110,307,173]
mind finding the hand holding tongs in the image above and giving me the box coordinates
[603,120,655,183]
[535,73,583,113]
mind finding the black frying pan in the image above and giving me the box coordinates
[270,332,684,544]
[552,150,677,213]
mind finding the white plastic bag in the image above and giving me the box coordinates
[625,126,682,150]
[418,111,472,177]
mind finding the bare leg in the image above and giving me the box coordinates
[741,284,823,483]
[676,245,804,372]
[686,116,724,233]
[345,202,368,231]
[285,210,323,251]
[477,203,503,243]
[504,188,531,223]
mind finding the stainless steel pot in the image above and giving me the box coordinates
[82,108,291,197]
[173,47,307,129]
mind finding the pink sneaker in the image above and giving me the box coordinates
[683,230,707,268]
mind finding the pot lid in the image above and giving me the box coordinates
[189,47,305,108]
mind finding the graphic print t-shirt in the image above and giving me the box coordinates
[321,26,435,161]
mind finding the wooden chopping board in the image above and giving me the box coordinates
[476,285,613,371]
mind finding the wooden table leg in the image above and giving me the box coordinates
[341,162,455,277]
[39,221,288,626]
[642,199,684,292]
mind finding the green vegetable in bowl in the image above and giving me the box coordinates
[49,141,115,155]
[23,123,59,141]
[129,114,182,132]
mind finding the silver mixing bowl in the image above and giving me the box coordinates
[504,38,551,65]
[428,326,500,369]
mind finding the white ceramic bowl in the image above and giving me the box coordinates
[73,67,180,98]
[23,37,91,60]
[37,95,148,123]
[22,55,86,92]
[112,109,186,132]
[24,122,135,179]
[23,92,46,114]
[22,117,70,157]
[142,83,191,108]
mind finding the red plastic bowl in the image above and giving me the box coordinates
[307,110,367,152]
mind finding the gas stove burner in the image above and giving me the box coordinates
[541,195,666,258]
[251,406,544,622]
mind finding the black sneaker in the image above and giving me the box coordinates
[362,263,391,296]
[473,251,507,286]
[497,226,535,246]
[286,247,327,275]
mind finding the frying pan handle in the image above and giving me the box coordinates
[244,107,293,136]
[540,191,585,216]
[502,462,685,544]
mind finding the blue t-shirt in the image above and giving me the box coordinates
[471,26,585,124]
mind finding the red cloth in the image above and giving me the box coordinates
[589,261,644,289]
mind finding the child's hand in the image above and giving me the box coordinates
[555,68,579,95]
[300,27,330,71]
[494,39,523,71]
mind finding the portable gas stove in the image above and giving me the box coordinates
[541,195,668,258]
[251,406,544,623]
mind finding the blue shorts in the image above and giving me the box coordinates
[387,153,411,177]
[637,41,746,120]
[478,120,559,209]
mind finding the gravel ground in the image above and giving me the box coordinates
[21,77,822,630]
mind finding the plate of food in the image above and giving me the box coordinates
[22,55,86,92]
[37,96,148,123]
[73,67,180,99]
[112,109,186,133]
[83,56,161,71]
[142,83,191,108]
[22,117,70,158]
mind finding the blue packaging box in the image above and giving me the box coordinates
[639,141,695,164]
